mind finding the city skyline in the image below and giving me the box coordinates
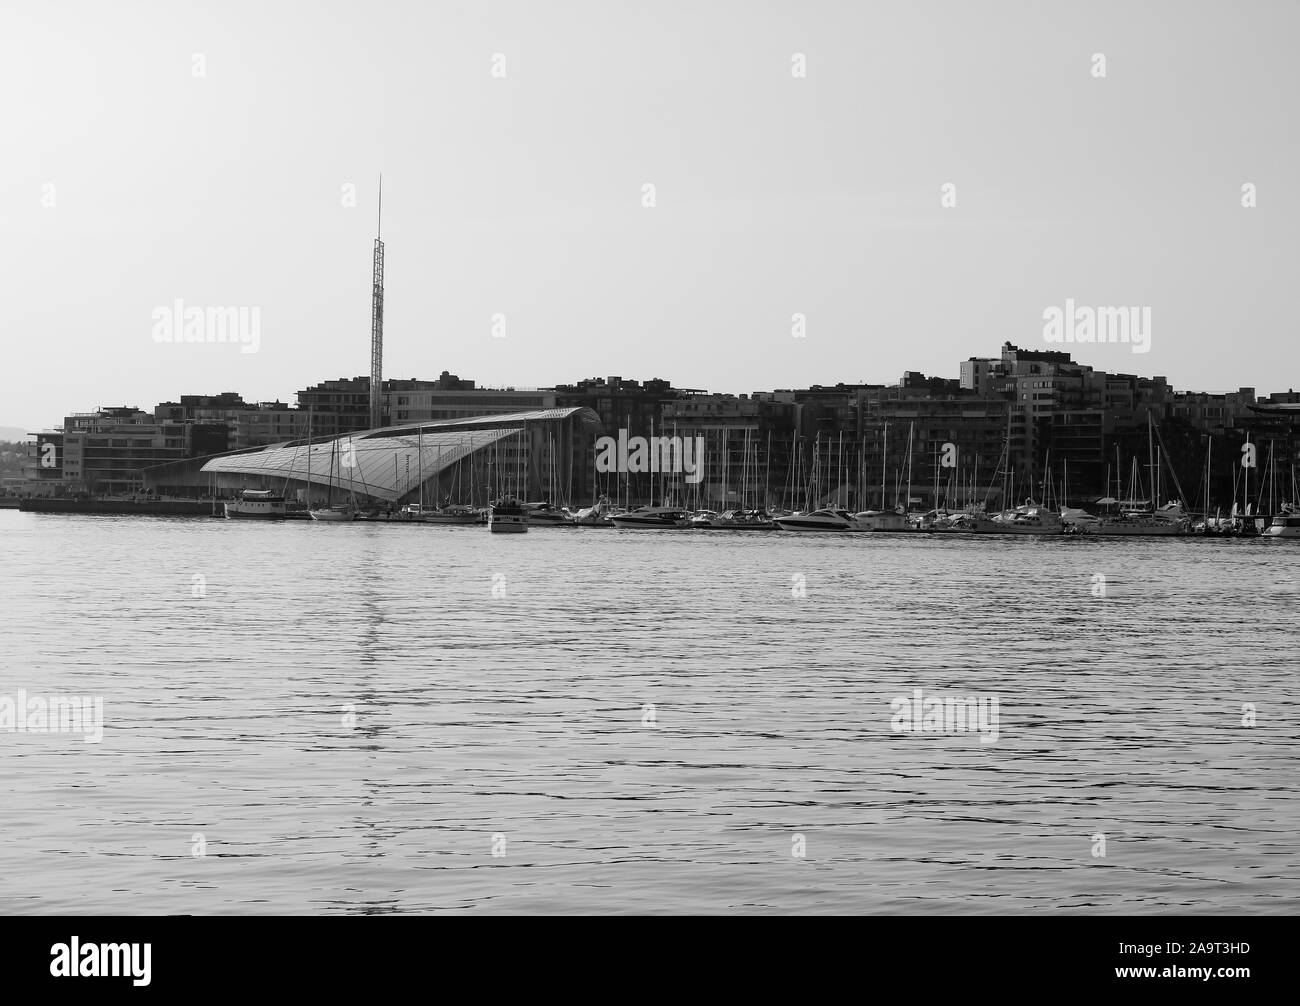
[8,335,1296,437]
[5,1,1299,431]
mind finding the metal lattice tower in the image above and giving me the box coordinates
[369,176,385,430]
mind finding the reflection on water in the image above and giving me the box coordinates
[1,512,1296,914]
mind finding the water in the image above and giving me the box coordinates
[2,511,1296,914]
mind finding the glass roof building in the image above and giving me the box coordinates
[199,407,601,507]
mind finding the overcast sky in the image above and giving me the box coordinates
[3,0,1297,430]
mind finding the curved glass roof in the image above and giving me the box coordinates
[200,407,599,503]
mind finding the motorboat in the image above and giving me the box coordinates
[969,501,1063,534]
[694,509,777,530]
[1264,503,1300,539]
[772,508,862,531]
[608,505,694,528]
[522,502,571,526]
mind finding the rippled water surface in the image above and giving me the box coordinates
[2,511,1296,914]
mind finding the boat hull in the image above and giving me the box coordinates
[488,506,528,532]
[309,509,356,522]
[772,518,853,531]
[525,513,570,526]
[854,512,912,532]
[420,512,481,524]
[224,503,286,519]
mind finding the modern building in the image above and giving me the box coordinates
[298,373,558,437]
[21,431,66,495]
[58,408,198,495]
[197,407,602,507]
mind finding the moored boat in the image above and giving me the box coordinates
[567,495,616,526]
[488,496,528,533]
[308,436,359,522]
[773,508,862,532]
[694,509,777,530]
[225,489,287,520]
[419,503,481,524]
[522,502,571,526]
[854,508,912,532]
[309,504,357,522]
[1263,504,1300,539]
[968,501,1062,535]
[608,505,693,528]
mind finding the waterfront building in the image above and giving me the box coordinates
[198,407,601,509]
[21,431,67,495]
[58,408,197,495]
[297,373,557,438]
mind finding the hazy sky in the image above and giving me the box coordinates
[3,0,1297,430]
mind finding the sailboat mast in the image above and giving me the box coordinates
[906,421,914,514]
[1147,412,1155,510]
[881,422,887,510]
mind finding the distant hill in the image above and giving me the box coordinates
[0,427,34,442]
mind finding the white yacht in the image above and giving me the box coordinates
[773,508,862,532]
[608,505,694,528]
[1264,504,1300,538]
[224,489,287,520]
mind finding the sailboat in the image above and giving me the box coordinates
[419,440,480,523]
[1263,455,1300,538]
[310,437,358,521]
[280,407,313,518]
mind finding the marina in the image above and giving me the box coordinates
[16,493,1300,540]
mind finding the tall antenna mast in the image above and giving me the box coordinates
[369,174,385,429]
